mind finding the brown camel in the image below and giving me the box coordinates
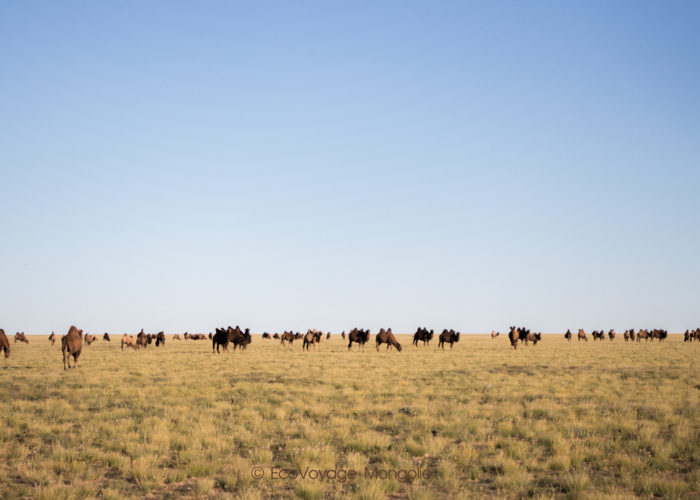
[0,329,10,360]
[438,329,460,350]
[62,326,83,369]
[375,328,402,351]
[121,334,137,350]
[303,329,322,351]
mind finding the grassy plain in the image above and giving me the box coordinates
[0,333,698,499]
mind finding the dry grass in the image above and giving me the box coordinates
[1,334,698,499]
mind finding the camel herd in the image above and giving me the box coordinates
[563,328,672,343]
[492,327,686,349]
[504,326,543,349]
[267,327,403,351]
[4,325,88,369]
[684,329,700,342]
[120,329,167,350]
[1,324,695,367]
[212,326,252,353]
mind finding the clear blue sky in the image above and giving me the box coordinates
[1,1,699,334]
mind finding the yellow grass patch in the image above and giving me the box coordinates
[1,334,698,498]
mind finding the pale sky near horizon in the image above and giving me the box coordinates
[1,1,699,335]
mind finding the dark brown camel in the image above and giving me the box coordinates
[229,326,252,350]
[212,327,230,353]
[413,327,434,347]
[280,331,296,346]
[525,331,542,345]
[438,329,460,350]
[637,329,650,342]
[155,331,166,347]
[376,328,402,351]
[347,328,370,351]
[650,329,667,342]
